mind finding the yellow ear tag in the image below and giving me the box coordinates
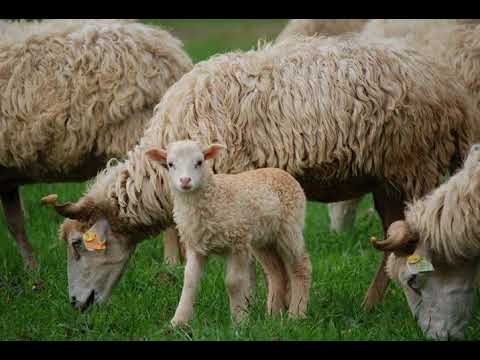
[407,254,434,274]
[407,254,421,264]
[82,230,106,251]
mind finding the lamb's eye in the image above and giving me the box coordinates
[168,162,174,169]
[195,160,203,168]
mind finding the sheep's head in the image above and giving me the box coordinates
[146,140,226,193]
[42,194,136,311]
[372,220,479,340]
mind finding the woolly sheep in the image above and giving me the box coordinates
[42,35,479,313]
[146,140,311,326]
[1,19,193,268]
[330,19,480,234]
[371,144,480,340]
[276,19,367,41]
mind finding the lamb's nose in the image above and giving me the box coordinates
[70,296,77,307]
[180,177,191,186]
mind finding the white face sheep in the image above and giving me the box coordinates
[42,35,479,328]
[371,144,480,339]
[0,19,193,268]
[146,140,311,326]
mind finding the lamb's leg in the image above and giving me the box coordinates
[246,251,257,302]
[225,251,251,322]
[164,227,182,265]
[1,187,37,269]
[362,190,405,310]
[252,246,288,316]
[283,253,312,318]
[328,197,362,233]
[171,247,206,327]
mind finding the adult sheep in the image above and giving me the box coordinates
[330,19,480,234]
[371,143,480,339]
[0,19,193,268]
[42,35,478,317]
[276,19,367,41]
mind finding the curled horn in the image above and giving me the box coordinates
[41,194,94,221]
[370,220,419,255]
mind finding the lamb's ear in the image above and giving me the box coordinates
[146,148,168,165]
[203,143,227,160]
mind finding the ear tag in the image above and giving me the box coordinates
[407,254,434,274]
[82,230,106,251]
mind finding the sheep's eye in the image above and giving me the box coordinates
[168,162,174,169]
[407,274,422,294]
[72,239,82,249]
[195,160,203,168]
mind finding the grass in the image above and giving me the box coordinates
[1,19,479,341]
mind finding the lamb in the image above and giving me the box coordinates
[330,19,480,234]
[41,35,479,315]
[276,19,367,41]
[146,140,311,326]
[370,143,480,340]
[0,19,193,268]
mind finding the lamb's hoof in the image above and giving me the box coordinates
[170,317,188,328]
[361,295,378,311]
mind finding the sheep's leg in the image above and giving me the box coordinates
[328,197,362,233]
[252,246,288,316]
[283,253,312,318]
[225,251,251,322]
[164,227,182,265]
[1,187,37,269]
[171,247,207,327]
[362,190,405,310]
[246,251,257,302]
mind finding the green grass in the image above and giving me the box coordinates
[1,19,479,341]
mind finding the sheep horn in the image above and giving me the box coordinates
[41,193,94,221]
[370,220,418,254]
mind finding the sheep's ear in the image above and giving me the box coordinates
[203,143,227,160]
[146,148,168,165]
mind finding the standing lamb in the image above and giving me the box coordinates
[0,19,193,268]
[371,143,480,340]
[146,140,311,326]
[41,35,478,315]
[330,19,480,234]
[276,19,367,41]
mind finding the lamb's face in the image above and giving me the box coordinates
[59,218,136,311]
[146,140,226,193]
[165,141,209,193]
[387,250,479,340]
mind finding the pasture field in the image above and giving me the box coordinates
[0,19,479,341]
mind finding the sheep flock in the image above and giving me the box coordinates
[3,18,480,341]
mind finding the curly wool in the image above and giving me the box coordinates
[172,166,307,258]
[0,20,193,180]
[405,147,480,265]
[276,19,367,41]
[83,35,478,237]
[362,20,480,110]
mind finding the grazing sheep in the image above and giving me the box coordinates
[42,35,479,312]
[371,143,480,340]
[276,19,367,41]
[330,19,480,234]
[0,19,193,268]
[146,140,311,326]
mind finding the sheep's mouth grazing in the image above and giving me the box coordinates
[79,291,95,312]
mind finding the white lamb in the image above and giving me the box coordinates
[146,140,311,327]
